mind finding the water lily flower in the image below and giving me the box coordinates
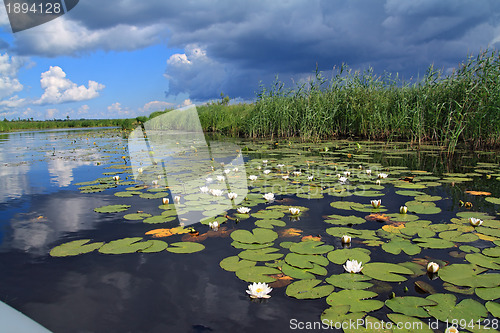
[216,175,226,182]
[256,166,262,170]
[341,235,351,244]
[378,173,388,179]
[289,207,300,215]
[262,160,268,164]
[249,175,258,181]
[237,207,251,214]
[263,193,275,202]
[400,206,408,214]
[307,175,314,181]
[339,176,348,183]
[336,173,342,178]
[227,192,238,200]
[469,217,483,227]
[277,164,285,168]
[233,167,239,172]
[157,175,162,179]
[206,177,213,183]
[151,180,158,185]
[174,195,181,203]
[137,167,143,173]
[376,180,381,185]
[162,198,169,205]
[427,262,439,273]
[292,171,302,176]
[344,171,351,177]
[210,189,224,197]
[445,326,459,333]
[246,282,272,299]
[365,169,372,175]
[343,259,363,273]
[224,169,231,174]
[358,165,363,170]
[263,169,271,175]
[113,175,120,181]
[371,199,381,208]
[282,175,289,180]
[200,186,209,193]
[209,221,219,230]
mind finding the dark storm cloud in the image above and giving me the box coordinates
[8,0,500,100]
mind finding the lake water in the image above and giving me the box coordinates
[0,128,499,333]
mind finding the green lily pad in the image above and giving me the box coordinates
[254,219,286,229]
[485,197,500,205]
[238,247,283,261]
[231,228,278,244]
[475,286,500,301]
[286,279,335,299]
[289,241,334,255]
[465,253,500,270]
[425,293,488,323]
[326,227,378,240]
[486,301,500,318]
[330,201,365,211]
[327,248,371,265]
[231,241,274,250]
[362,262,414,282]
[285,253,329,269]
[483,247,500,257]
[343,316,395,333]
[386,314,434,333]
[396,190,427,197]
[281,263,315,280]
[325,273,373,290]
[326,290,384,313]
[251,209,285,219]
[459,245,480,253]
[219,256,256,272]
[143,215,176,224]
[405,201,441,214]
[385,296,436,317]
[235,266,281,283]
[382,239,421,255]
[50,239,104,257]
[139,240,168,253]
[439,230,479,243]
[94,204,131,213]
[413,237,454,249]
[123,213,153,220]
[99,237,152,254]
[439,264,500,288]
[166,242,205,254]
[325,214,366,225]
[320,305,366,328]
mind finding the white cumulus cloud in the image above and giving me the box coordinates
[0,53,25,99]
[36,66,105,105]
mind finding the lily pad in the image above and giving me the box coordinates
[382,239,421,256]
[235,266,281,283]
[254,219,286,229]
[166,242,205,254]
[50,239,104,257]
[362,262,414,282]
[139,240,168,253]
[285,253,329,269]
[320,305,365,328]
[385,296,436,317]
[219,256,256,272]
[485,301,500,318]
[485,197,500,205]
[325,273,373,290]
[326,289,384,313]
[475,286,500,301]
[425,293,488,323]
[285,279,334,299]
[99,237,152,254]
[238,247,283,261]
[94,204,131,213]
[325,214,366,225]
[327,248,371,265]
[231,228,278,244]
[123,213,153,220]
[439,230,479,243]
[439,264,500,288]
[386,314,434,333]
[289,241,334,255]
[413,237,454,249]
[281,263,315,280]
[465,253,500,270]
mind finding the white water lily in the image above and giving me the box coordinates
[200,186,209,193]
[162,198,169,205]
[277,164,285,168]
[227,192,238,200]
[174,195,181,203]
[292,171,302,176]
[209,221,219,230]
[358,165,363,170]
[376,179,381,185]
[157,175,162,179]
[339,176,348,183]
[263,169,271,175]
[262,160,268,164]
[233,167,239,172]
[427,262,440,273]
[289,207,301,215]
[216,175,226,182]
[469,217,483,227]
[365,169,372,175]
[113,175,120,181]
[206,177,213,183]
[336,174,342,178]
[400,206,408,214]
[445,326,459,333]
[307,175,314,180]
[344,171,351,177]
[224,169,231,174]
[210,189,224,197]
[137,167,143,173]
[263,193,275,202]
[341,235,351,244]
[371,199,381,208]
[343,260,363,273]
[249,175,258,181]
[151,180,158,185]
[378,173,388,179]
[237,207,251,214]
[282,175,289,180]
[246,282,272,299]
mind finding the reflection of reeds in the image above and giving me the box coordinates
[194,50,500,152]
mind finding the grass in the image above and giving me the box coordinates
[0,118,138,132]
[193,50,500,153]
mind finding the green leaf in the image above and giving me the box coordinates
[386,314,434,333]
[285,253,329,269]
[231,241,273,249]
[139,240,168,253]
[238,247,283,261]
[219,256,256,272]
[321,305,365,328]
[362,262,414,282]
[325,273,373,290]
[486,301,500,318]
[285,279,334,299]
[325,214,366,225]
[289,241,334,255]
[281,263,315,280]
[475,286,500,301]
[404,201,441,214]
[465,253,500,270]
[327,248,371,265]
[99,237,152,254]
[326,290,384,313]
[413,237,454,249]
[123,213,152,220]
[382,239,421,255]
[439,230,479,243]
[50,239,103,257]
[254,219,286,229]
[385,296,436,317]
[485,197,500,205]
[94,204,131,213]
[166,242,205,254]
[230,228,278,244]
[425,293,488,322]
[235,266,281,283]
[439,264,500,288]
[143,215,176,224]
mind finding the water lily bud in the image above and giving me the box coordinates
[400,206,408,214]
[174,195,181,203]
[371,199,381,208]
[427,262,439,273]
[289,207,300,216]
[113,175,120,181]
[162,198,169,205]
[341,235,351,244]
[469,217,483,227]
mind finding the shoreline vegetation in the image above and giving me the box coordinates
[2,50,499,153]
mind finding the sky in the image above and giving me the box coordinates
[0,0,499,120]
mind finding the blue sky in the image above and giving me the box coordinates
[0,0,499,120]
